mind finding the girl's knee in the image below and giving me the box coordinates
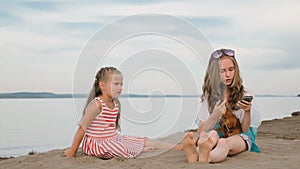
[144,137,150,142]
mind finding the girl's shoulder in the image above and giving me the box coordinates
[86,98,103,114]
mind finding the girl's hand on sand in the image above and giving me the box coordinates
[64,148,76,158]
[237,100,251,113]
[213,100,226,116]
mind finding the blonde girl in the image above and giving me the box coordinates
[64,67,182,159]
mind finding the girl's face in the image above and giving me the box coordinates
[101,73,123,98]
[220,58,235,86]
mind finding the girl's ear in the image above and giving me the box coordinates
[99,81,105,91]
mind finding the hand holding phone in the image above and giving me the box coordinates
[237,96,253,112]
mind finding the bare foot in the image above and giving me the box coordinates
[183,132,198,163]
[198,132,214,163]
[208,130,219,148]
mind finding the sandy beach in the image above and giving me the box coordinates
[1,113,299,169]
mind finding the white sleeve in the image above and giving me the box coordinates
[244,89,262,128]
[233,109,244,124]
[195,99,210,125]
[250,98,261,128]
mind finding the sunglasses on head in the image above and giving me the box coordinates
[212,49,235,59]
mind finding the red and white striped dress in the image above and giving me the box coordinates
[82,97,144,159]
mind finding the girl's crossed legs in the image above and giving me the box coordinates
[183,131,247,163]
[143,137,183,152]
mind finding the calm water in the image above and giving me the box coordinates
[0,97,299,157]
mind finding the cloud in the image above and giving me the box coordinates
[235,47,288,69]
[0,0,299,94]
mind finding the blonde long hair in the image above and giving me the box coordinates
[84,67,122,130]
[201,51,245,113]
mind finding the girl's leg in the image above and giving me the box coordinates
[209,135,247,163]
[227,135,248,155]
[143,137,183,151]
[142,146,155,152]
[208,138,229,162]
[142,138,155,152]
[183,132,198,163]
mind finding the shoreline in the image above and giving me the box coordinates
[1,92,298,99]
[0,113,295,159]
[0,111,297,159]
[1,113,299,168]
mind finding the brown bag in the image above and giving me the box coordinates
[218,109,242,137]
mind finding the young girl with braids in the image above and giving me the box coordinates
[64,67,182,159]
[183,49,261,163]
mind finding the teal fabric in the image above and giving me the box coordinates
[214,124,260,153]
[242,127,261,153]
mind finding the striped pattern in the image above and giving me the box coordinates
[82,97,144,159]
[85,98,119,138]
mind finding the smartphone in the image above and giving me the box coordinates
[241,96,253,102]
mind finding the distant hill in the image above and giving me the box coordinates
[0,92,200,99]
[1,92,297,99]
[120,94,200,98]
[255,94,298,97]
[0,92,86,99]
[0,92,300,99]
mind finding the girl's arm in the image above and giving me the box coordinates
[198,100,226,134]
[64,125,85,157]
[64,99,102,157]
[198,114,219,134]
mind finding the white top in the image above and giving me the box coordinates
[195,91,261,128]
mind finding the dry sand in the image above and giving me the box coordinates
[1,115,299,169]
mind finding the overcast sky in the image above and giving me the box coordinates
[0,0,299,95]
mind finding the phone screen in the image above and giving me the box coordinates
[241,96,253,102]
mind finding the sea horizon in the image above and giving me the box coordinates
[0,91,299,99]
